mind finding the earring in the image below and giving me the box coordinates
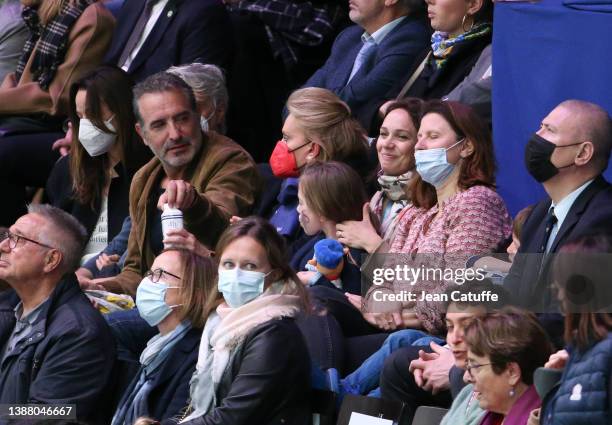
[461,14,474,33]
[509,387,515,397]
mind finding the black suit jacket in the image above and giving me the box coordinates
[504,176,612,312]
[104,0,233,82]
[305,15,430,129]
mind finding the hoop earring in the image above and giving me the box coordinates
[461,14,474,33]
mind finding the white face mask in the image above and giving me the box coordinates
[78,116,117,157]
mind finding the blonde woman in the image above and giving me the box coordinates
[259,87,370,242]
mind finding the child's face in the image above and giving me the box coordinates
[506,233,520,262]
[297,186,323,235]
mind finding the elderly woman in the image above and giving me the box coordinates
[464,307,553,425]
[167,63,228,134]
[337,98,423,254]
[0,0,115,226]
[182,217,311,425]
[113,249,219,425]
[540,234,612,425]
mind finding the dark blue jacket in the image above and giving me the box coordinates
[116,327,201,425]
[104,0,233,82]
[304,15,430,128]
[0,274,116,424]
[504,177,612,311]
[504,177,612,346]
[541,333,612,425]
[290,232,363,295]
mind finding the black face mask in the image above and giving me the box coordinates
[524,134,581,183]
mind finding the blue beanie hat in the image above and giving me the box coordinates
[313,239,344,269]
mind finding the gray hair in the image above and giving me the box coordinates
[27,204,87,274]
[132,71,198,126]
[167,63,228,112]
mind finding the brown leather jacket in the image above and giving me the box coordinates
[0,2,115,116]
[104,131,261,296]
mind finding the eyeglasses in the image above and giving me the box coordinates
[465,362,492,378]
[0,230,55,250]
[144,268,182,283]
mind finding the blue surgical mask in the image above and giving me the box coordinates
[136,277,181,326]
[217,268,271,308]
[414,138,465,188]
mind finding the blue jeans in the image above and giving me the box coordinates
[341,329,445,397]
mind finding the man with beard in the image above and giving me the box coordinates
[94,71,259,297]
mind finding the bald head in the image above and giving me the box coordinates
[557,100,612,171]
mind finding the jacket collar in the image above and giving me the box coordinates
[0,273,81,363]
[548,175,609,252]
[148,327,200,386]
[128,0,181,73]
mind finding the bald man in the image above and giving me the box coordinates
[504,100,612,337]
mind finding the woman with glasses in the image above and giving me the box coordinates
[463,307,553,425]
[112,249,220,425]
[182,216,311,425]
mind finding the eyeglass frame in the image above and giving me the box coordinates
[0,230,55,250]
[144,268,182,283]
[465,361,493,378]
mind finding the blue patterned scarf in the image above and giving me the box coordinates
[430,23,491,70]
[112,321,192,425]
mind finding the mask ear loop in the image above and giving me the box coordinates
[554,141,586,170]
[445,137,466,152]
[165,285,183,309]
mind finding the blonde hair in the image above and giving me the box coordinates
[286,88,368,163]
[23,0,79,25]
[172,249,221,329]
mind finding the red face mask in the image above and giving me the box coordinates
[269,140,311,178]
